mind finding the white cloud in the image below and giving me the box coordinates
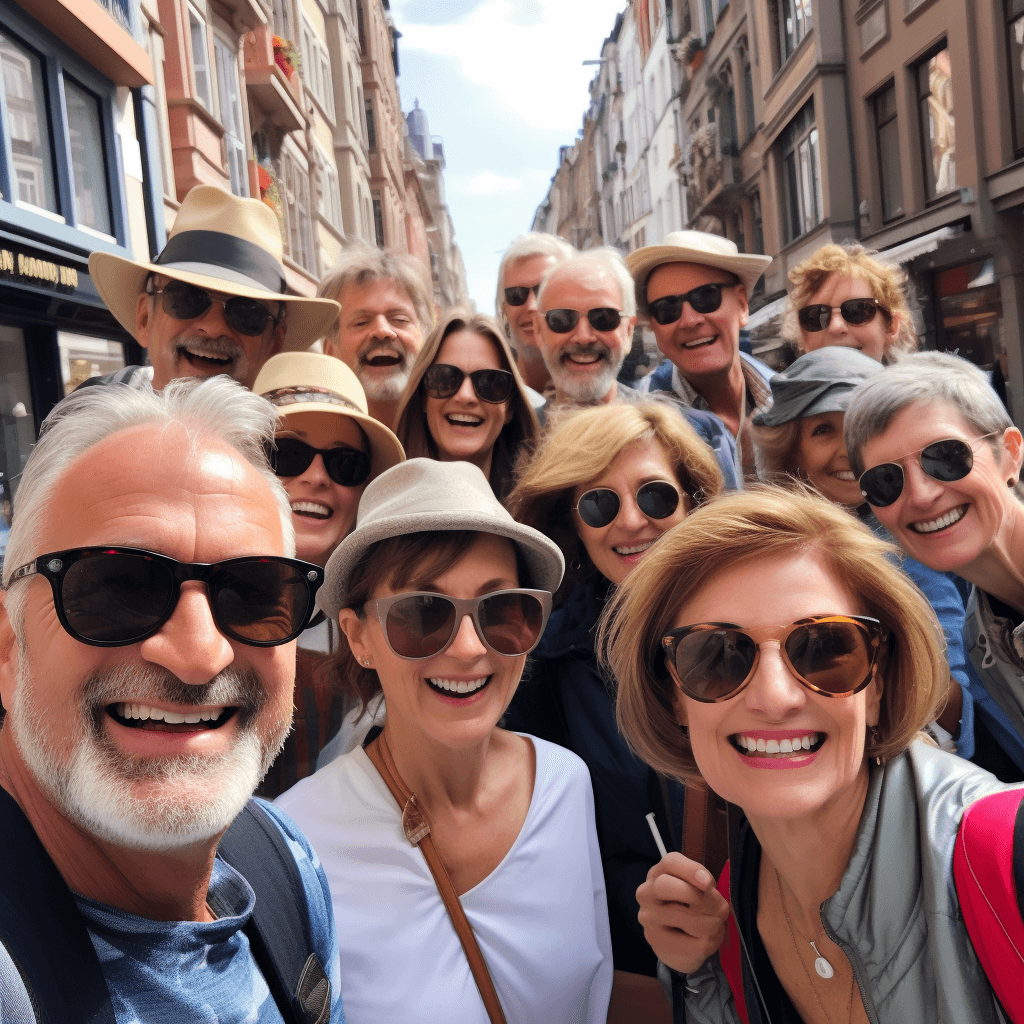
[452,171,524,196]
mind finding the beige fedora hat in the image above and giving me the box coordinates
[253,351,405,479]
[626,230,773,296]
[89,185,340,349]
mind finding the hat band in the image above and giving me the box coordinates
[264,385,364,415]
[156,230,285,293]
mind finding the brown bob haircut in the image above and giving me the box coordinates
[600,486,947,784]
[393,307,539,502]
[506,399,723,602]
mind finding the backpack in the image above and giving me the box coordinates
[0,787,330,1024]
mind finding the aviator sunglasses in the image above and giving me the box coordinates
[858,432,1002,508]
[647,282,740,326]
[266,438,372,487]
[147,280,282,336]
[543,307,625,333]
[574,481,681,529]
[504,284,541,306]
[423,364,515,404]
[797,298,889,333]
[367,590,552,660]
[661,614,888,703]
[5,546,324,647]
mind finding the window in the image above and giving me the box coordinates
[701,0,714,37]
[873,82,903,220]
[741,46,755,141]
[189,8,212,110]
[372,195,384,247]
[780,100,823,242]
[365,98,377,149]
[1007,0,1024,154]
[273,0,293,45]
[776,0,812,64]
[916,46,955,198]
[719,71,737,156]
[319,156,342,230]
[279,153,314,272]
[64,79,112,235]
[751,190,764,254]
[214,36,247,197]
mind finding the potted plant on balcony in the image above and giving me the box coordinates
[272,36,301,80]
[255,161,285,234]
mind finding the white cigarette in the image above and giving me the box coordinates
[646,812,668,858]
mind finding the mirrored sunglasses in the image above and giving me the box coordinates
[422,364,515,404]
[544,307,625,334]
[647,283,738,326]
[797,298,888,333]
[504,284,541,306]
[266,438,372,487]
[661,615,887,703]
[574,481,681,529]
[148,280,281,336]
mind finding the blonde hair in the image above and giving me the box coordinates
[601,487,947,783]
[392,307,539,501]
[785,242,917,361]
[750,419,801,478]
[506,399,723,600]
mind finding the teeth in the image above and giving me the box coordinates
[910,505,967,534]
[780,739,793,753]
[568,353,601,364]
[447,414,483,425]
[428,677,488,695]
[291,501,332,516]
[735,733,821,756]
[832,471,856,481]
[183,345,232,362]
[683,336,715,348]
[614,540,655,556]
[115,703,225,724]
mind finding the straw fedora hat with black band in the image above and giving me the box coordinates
[626,230,773,298]
[253,351,406,480]
[89,185,340,349]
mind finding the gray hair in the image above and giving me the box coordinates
[845,351,1013,476]
[494,232,576,319]
[3,377,295,635]
[318,243,435,336]
[537,248,638,318]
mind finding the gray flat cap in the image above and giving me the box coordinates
[318,458,565,618]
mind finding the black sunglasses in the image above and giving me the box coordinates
[574,481,681,529]
[422,364,515,404]
[797,298,888,333]
[647,283,739,326]
[148,280,282,336]
[266,438,372,487]
[543,307,625,333]
[504,284,541,306]
[6,546,323,647]
[858,433,1001,508]
[661,615,887,703]
[367,590,552,660]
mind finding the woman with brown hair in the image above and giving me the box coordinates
[393,308,538,500]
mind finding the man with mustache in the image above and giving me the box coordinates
[0,378,344,1020]
[318,244,434,426]
[84,185,340,391]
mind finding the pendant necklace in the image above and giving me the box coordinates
[774,865,834,978]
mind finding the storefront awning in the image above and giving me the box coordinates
[746,295,788,333]
[879,226,957,265]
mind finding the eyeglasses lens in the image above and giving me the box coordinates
[478,592,544,655]
[213,560,307,643]
[587,308,622,331]
[270,438,370,487]
[671,628,757,702]
[161,282,273,336]
[385,594,458,658]
[636,482,680,519]
[504,285,539,306]
[649,284,725,325]
[544,308,622,333]
[798,299,881,333]
[576,489,620,528]
[784,621,873,696]
[920,439,974,481]
[423,365,513,404]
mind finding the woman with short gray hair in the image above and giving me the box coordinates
[845,351,1024,780]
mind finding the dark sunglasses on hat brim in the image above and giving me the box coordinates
[5,546,323,647]
[797,298,889,333]
[265,438,372,487]
[422,364,515,404]
[147,279,282,336]
[857,432,1002,508]
[661,614,888,703]
[647,282,740,326]
[543,307,626,333]
[574,481,682,529]
[504,285,541,306]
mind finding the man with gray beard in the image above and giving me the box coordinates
[0,377,344,1021]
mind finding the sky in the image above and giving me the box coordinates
[389,0,627,313]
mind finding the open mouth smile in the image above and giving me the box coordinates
[831,470,856,482]
[614,540,655,557]
[729,731,825,758]
[445,413,484,428]
[909,504,968,534]
[426,676,490,699]
[361,346,403,369]
[107,703,237,731]
[179,344,236,371]
[682,335,716,350]
[292,500,333,521]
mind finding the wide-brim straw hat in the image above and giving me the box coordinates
[89,185,340,349]
[626,230,773,296]
[253,351,405,479]
[319,458,565,618]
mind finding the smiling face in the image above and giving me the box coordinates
[535,263,636,404]
[339,533,527,751]
[644,262,748,386]
[671,550,881,825]
[0,423,295,850]
[276,410,370,567]
[794,412,861,507]
[573,437,688,585]
[424,329,513,477]
[858,400,1023,573]
[502,254,556,351]
[800,274,899,362]
[325,277,424,403]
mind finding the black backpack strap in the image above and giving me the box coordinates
[0,787,115,1024]
[1014,794,1024,923]
[218,800,331,1024]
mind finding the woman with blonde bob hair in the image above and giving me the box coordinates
[393,307,538,500]
[504,399,722,1000]
[785,242,917,363]
[602,487,1018,1024]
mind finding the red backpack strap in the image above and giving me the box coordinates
[953,788,1024,1022]
[716,860,750,1024]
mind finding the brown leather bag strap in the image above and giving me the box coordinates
[682,779,708,866]
[365,735,508,1024]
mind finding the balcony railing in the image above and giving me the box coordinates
[94,0,132,34]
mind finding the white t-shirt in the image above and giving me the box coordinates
[277,736,613,1024]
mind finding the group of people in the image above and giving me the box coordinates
[0,180,1022,1024]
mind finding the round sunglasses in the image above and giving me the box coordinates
[574,481,681,529]
[423,364,514,404]
[148,280,281,336]
[661,615,887,703]
[858,432,1001,508]
[543,307,625,333]
[647,283,739,326]
[504,284,541,306]
[266,438,372,487]
[797,298,888,333]
[367,590,552,660]
[5,546,323,647]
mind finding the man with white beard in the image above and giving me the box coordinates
[319,244,433,427]
[0,378,344,1021]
